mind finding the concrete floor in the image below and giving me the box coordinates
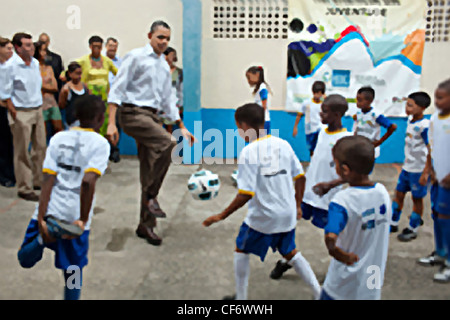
[0,157,449,300]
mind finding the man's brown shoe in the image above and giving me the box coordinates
[135,224,162,246]
[147,198,167,218]
[18,192,39,202]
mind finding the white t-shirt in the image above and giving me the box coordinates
[300,98,322,135]
[303,127,352,210]
[429,112,450,182]
[403,117,430,173]
[32,128,110,230]
[354,107,393,158]
[323,183,391,300]
[237,135,304,234]
[254,83,271,122]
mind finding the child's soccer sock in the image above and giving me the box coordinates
[63,269,82,300]
[17,235,45,269]
[438,217,450,263]
[288,252,321,300]
[234,252,250,300]
[433,213,447,258]
[408,212,423,232]
[391,201,402,226]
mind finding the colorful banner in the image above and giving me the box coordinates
[286,0,427,116]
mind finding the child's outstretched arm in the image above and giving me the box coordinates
[313,178,345,197]
[293,113,303,137]
[203,194,253,227]
[37,173,57,243]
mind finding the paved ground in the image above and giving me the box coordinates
[0,157,449,300]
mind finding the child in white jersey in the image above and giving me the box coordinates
[391,92,431,241]
[246,66,272,133]
[203,103,321,300]
[17,95,110,300]
[292,81,325,156]
[417,78,450,283]
[270,94,352,280]
[321,135,391,300]
[353,86,397,159]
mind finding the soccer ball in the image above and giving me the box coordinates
[187,170,220,201]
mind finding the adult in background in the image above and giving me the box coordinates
[34,41,63,137]
[38,33,64,102]
[8,33,46,201]
[0,37,16,188]
[160,47,183,134]
[107,21,195,246]
[104,37,122,162]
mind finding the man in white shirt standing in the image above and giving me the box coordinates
[107,21,195,246]
[8,33,46,201]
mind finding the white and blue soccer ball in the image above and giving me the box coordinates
[187,170,220,201]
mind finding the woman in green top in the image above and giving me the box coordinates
[69,36,117,136]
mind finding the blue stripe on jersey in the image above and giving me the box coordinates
[325,202,348,235]
[375,114,393,129]
[421,128,429,145]
[259,88,268,101]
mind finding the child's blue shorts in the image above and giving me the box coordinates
[301,202,328,229]
[396,169,428,199]
[20,219,90,270]
[431,184,450,216]
[306,131,320,153]
[235,222,296,262]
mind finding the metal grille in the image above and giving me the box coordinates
[211,0,289,39]
[425,0,450,42]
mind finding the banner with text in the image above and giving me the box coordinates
[286,0,427,116]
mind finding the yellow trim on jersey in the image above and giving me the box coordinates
[293,173,305,181]
[325,127,347,135]
[43,168,57,176]
[438,112,450,120]
[70,127,95,132]
[238,189,255,197]
[85,168,102,176]
[253,135,272,143]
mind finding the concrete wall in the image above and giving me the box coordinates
[1,0,183,66]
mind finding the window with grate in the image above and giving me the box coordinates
[425,0,450,42]
[211,0,289,39]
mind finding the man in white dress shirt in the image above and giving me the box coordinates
[107,21,195,246]
[8,33,46,201]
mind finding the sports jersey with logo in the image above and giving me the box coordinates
[254,83,271,122]
[354,107,393,158]
[403,117,429,173]
[32,128,110,230]
[303,127,352,210]
[323,183,392,300]
[237,135,304,234]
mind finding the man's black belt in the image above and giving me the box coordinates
[122,103,158,114]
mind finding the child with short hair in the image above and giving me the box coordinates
[321,135,392,300]
[203,103,321,300]
[270,94,352,280]
[59,62,89,128]
[417,78,450,283]
[246,66,272,133]
[391,92,431,241]
[292,81,326,156]
[17,95,110,300]
[354,86,397,158]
